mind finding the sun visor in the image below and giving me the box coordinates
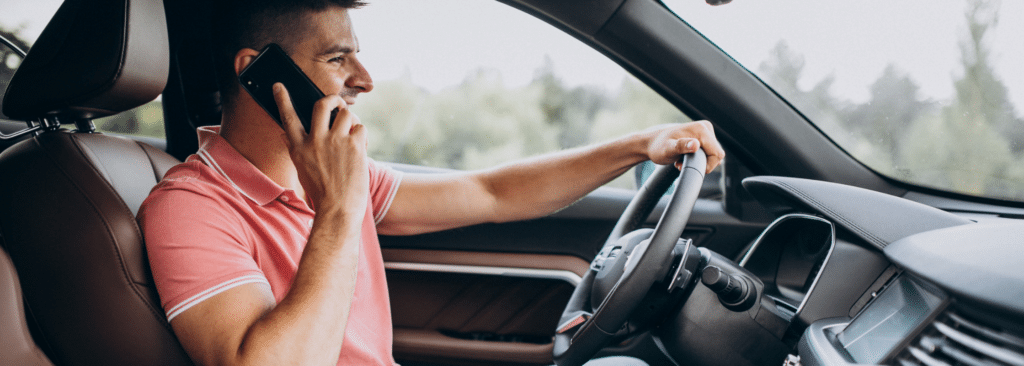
[2,0,168,121]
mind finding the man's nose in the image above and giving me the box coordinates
[347,58,373,93]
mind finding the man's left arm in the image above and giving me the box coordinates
[377,121,724,236]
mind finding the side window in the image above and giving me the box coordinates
[91,100,166,139]
[0,30,28,122]
[350,0,716,192]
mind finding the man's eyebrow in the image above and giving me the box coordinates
[321,44,356,55]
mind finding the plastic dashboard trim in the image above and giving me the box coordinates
[738,213,836,316]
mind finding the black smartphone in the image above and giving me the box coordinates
[238,43,331,133]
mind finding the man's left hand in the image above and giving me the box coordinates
[643,121,725,174]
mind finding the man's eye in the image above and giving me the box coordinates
[329,56,344,63]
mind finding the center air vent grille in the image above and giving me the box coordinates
[892,312,1024,366]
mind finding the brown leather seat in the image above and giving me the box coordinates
[0,248,52,366]
[0,0,194,364]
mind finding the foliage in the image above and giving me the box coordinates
[92,101,166,138]
[757,0,1024,201]
[352,63,691,190]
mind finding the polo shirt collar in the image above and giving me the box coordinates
[193,126,286,206]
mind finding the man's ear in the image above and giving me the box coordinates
[233,48,262,76]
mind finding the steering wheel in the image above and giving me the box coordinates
[553,150,707,366]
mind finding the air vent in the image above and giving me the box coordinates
[892,312,1024,366]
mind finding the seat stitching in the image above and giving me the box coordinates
[46,135,175,331]
[134,141,164,180]
[772,179,887,249]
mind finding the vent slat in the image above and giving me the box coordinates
[932,336,1003,366]
[908,346,953,366]
[935,322,1024,366]
[890,310,1024,366]
[898,358,925,366]
[949,313,1024,352]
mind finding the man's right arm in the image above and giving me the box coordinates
[168,208,362,366]
[164,86,369,366]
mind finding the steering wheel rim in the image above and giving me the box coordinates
[553,150,707,366]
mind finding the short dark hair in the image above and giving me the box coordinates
[210,0,367,101]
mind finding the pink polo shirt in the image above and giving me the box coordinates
[139,126,402,365]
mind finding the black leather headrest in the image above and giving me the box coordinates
[2,0,169,120]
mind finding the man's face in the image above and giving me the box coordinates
[288,7,373,106]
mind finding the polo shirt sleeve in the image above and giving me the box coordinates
[368,160,403,225]
[139,174,269,322]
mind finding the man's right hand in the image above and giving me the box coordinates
[273,82,369,224]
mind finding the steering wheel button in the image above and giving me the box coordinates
[590,247,622,271]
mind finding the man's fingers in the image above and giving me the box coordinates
[704,145,725,174]
[653,121,725,174]
[311,95,345,137]
[349,122,367,147]
[330,100,355,134]
[673,138,699,170]
[681,138,699,153]
[694,121,725,174]
[273,83,304,147]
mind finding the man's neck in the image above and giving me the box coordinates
[219,98,307,203]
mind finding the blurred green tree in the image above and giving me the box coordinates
[757,41,853,151]
[898,0,1023,199]
[534,57,608,149]
[92,101,165,138]
[954,0,1022,154]
[754,0,1024,200]
[845,65,931,159]
[355,60,692,191]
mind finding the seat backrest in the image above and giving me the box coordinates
[0,0,194,364]
[0,246,53,366]
[0,133,191,365]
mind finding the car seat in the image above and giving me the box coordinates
[0,0,194,364]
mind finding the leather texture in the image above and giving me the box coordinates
[384,249,582,365]
[383,249,591,277]
[389,271,572,365]
[743,176,972,249]
[0,247,54,366]
[0,0,188,364]
[394,328,554,365]
[2,0,169,120]
[0,131,192,365]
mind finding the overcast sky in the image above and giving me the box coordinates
[3,0,1021,116]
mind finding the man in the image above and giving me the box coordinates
[139,0,724,365]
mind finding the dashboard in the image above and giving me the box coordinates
[797,222,1024,366]
[724,176,1024,366]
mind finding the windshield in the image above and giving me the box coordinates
[664,0,1024,202]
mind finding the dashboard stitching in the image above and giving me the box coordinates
[773,179,887,249]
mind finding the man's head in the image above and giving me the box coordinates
[211,0,372,108]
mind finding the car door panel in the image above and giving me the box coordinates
[383,249,585,365]
[382,185,768,365]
